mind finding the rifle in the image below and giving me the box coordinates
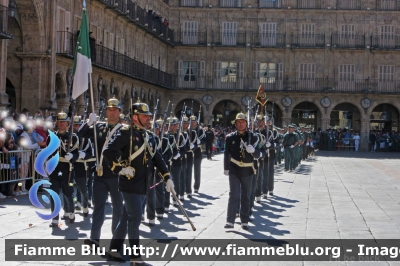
[159,101,170,140]
[167,104,174,134]
[253,105,259,132]
[188,101,194,142]
[247,98,251,145]
[82,97,89,121]
[99,102,105,121]
[151,98,159,133]
[176,104,187,148]
[67,100,76,183]
[196,105,201,140]
[265,105,269,158]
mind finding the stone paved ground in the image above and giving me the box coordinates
[1,151,400,265]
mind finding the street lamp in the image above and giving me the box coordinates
[8,0,16,18]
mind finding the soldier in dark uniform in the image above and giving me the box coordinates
[103,102,174,264]
[264,118,278,196]
[223,113,261,230]
[191,115,205,193]
[78,97,123,248]
[49,111,79,227]
[178,116,190,201]
[205,125,214,160]
[254,115,266,203]
[182,116,196,199]
[282,125,299,172]
[72,115,94,217]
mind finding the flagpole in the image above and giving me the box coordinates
[89,73,100,173]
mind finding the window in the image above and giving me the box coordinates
[379,65,394,81]
[340,24,355,45]
[380,25,395,48]
[339,64,355,81]
[221,62,237,82]
[300,24,315,46]
[260,23,276,46]
[181,0,203,7]
[220,0,240,7]
[222,22,237,46]
[299,63,315,79]
[182,21,198,45]
[260,0,281,8]
[260,63,276,83]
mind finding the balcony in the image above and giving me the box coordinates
[98,0,174,45]
[0,5,13,39]
[173,75,400,94]
[212,31,246,46]
[331,34,365,49]
[174,31,207,46]
[291,34,325,48]
[219,0,241,7]
[376,0,400,10]
[252,33,286,48]
[336,0,361,10]
[371,35,400,50]
[56,31,173,89]
[180,0,203,7]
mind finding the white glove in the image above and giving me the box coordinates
[165,179,175,194]
[64,153,73,161]
[274,143,277,147]
[173,153,181,160]
[290,145,294,149]
[190,143,194,150]
[78,151,85,159]
[224,170,229,176]
[281,148,284,152]
[197,139,201,145]
[246,145,255,153]
[87,113,97,126]
[266,142,271,148]
[119,167,135,178]
[306,142,309,146]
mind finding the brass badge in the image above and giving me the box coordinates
[134,145,138,151]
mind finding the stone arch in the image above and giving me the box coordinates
[207,97,242,116]
[211,99,242,127]
[330,102,362,131]
[368,99,400,117]
[174,98,204,122]
[16,0,45,50]
[288,97,325,118]
[55,71,67,107]
[291,101,322,129]
[328,98,364,119]
[370,103,400,132]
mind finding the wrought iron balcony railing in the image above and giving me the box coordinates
[291,34,325,48]
[219,0,241,7]
[180,0,203,7]
[99,0,174,45]
[212,31,246,47]
[56,31,173,89]
[376,0,400,10]
[173,75,400,94]
[0,5,13,39]
[331,34,365,49]
[251,33,286,48]
[174,31,207,46]
[371,35,400,50]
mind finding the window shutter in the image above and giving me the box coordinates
[103,30,108,47]
[237,61,244,89]
[96,27,102,44]
[214,61,221,88]
[109,33,114,49]
[56,7,61,31]
[121,38,125,54]
[237,0,241,7]
[277,63,283,90]
[65,11,71,32]
[253,62,260,89]
[199,61,205,88]
[178,60,183,87]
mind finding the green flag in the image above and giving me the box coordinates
[72,8,92,100]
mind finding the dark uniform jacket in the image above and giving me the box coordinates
[48,131,79,179]
[77,122,121,179]
[224,131,261,177]
[103,125,170,195]
[186,129,198,160]
[193,127,205,160]
[74,136,94,178]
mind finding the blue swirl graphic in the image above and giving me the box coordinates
[29,180,61,220]
[31,131,62,220]
[34,131,60,177]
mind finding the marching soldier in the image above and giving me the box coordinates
[190,115,205,194]
[103,102,175,264]
[264,118,278,196]
[78,97,123,248]
[254,115,267,203]
[184,116,198,199]
[223,112,261,230]
[282,125,299,172]
[72,115,95,217]
[170,116,186,206]
[48,111,79,227]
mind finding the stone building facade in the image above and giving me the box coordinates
[2,0,400,150]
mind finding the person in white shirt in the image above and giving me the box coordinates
[353,133,361,151]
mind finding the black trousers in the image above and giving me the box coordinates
[205,141,213,159]
[186,153,194,194]
[50,176,74,220]
[193,158,202,191]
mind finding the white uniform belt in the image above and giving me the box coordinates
[76,158,96,170]
[230,158,254,167]
[230,158,257,174]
